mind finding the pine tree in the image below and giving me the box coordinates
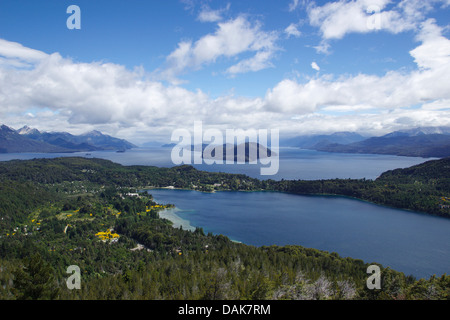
[12,253,59,300]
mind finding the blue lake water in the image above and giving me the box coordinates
[150,189,450,280]
[0,147,433,180]
[1,147,447,279]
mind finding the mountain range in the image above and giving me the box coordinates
[3,124,450,158]
[285,127,450,158]
[281,132,366,149]
[0,125,137,153]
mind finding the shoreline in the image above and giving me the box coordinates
[147,188,449,279]
[156,206,243,244]
[157,208,196,232]
[144,186,447,220]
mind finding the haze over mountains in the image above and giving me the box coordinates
[281,132,367,149]
[2,124,450,158]
[284,127,450,158]
[0,125,136,153]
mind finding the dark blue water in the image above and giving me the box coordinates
[149,189,450,280]
[0,147,431,180]
[2,147,446,278]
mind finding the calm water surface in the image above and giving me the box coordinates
[150,189,450,280]
[2,147,446,279]
[0,147,432,180]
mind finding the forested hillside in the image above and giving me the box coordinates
[267,157,450,218]
[0,157,449,300]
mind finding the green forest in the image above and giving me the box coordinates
[0,157,449,300]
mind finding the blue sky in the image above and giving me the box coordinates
[0,0,449,143]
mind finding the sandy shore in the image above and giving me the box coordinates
[158,208,196,232]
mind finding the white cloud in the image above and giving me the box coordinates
[311,61,320,71]
[421,99,450,110]
[0,39,270,141]
[161,16,279,80]
[197,4,230,23]
[265,79,318,114]
[264,66,450,114]
[198,8,223,22]
[306,0,437,53]
[313,40,331,54]
[285,23,302,38]
[0,39,48,68]
[308,0,415,40]
[262,19,450,115]
[410,19,450,70]
[287,107,450,137]
[226,49,275,74]
[289,0,300,12]
[0,39,48,61]
[1,15,450,143]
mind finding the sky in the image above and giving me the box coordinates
[0,0,449,144]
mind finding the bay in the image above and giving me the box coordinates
[150,188,450,280]
[2,146,446,279]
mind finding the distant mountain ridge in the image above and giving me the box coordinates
[383,126,450,138]
[0,125,69,153]
[282,132,366,149]
[312,127,450,158]
[282,127,450,158]
[0,125,137,153]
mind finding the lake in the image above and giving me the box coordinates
[0,147,433,180]
[150,188,450,280]
[2,147,447,279]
